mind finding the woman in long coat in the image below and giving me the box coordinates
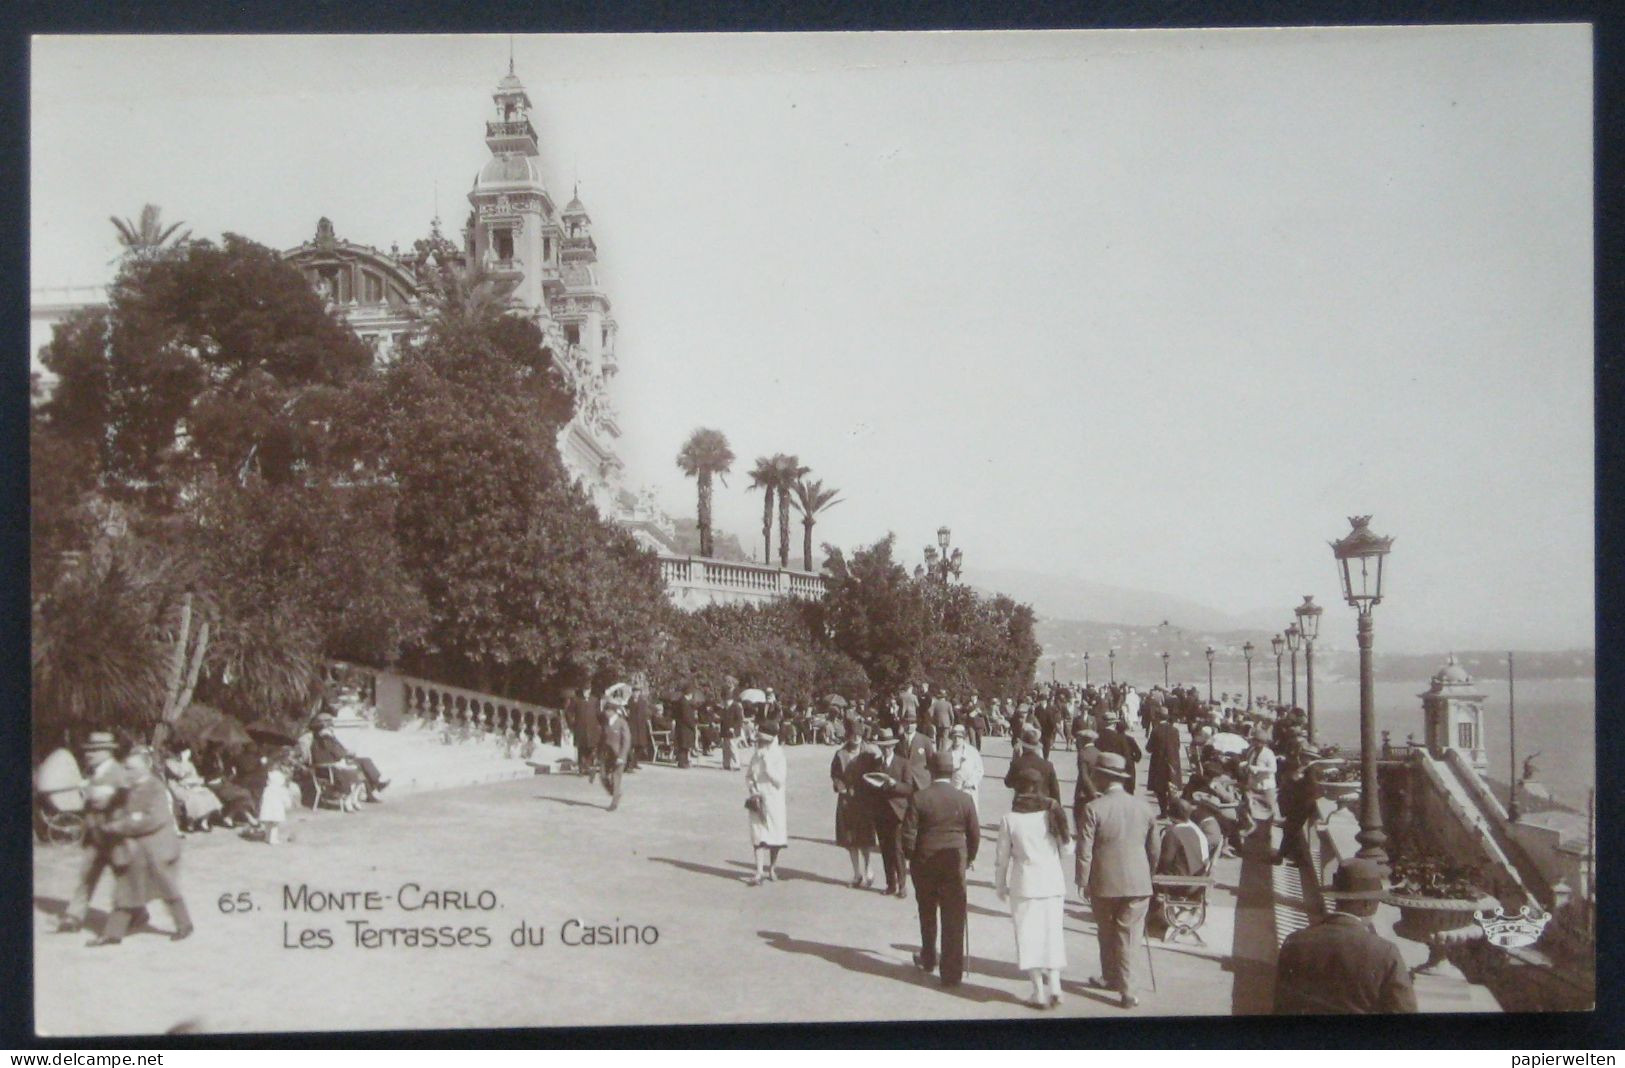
[745,722,789,885]
[995,767,1074,1009]
[830,726,880,888]
[90,747,193,946]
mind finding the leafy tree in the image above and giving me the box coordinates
[647,600,868,705]
[789,476,843,572]
[38,234,373,502]
[816,535,930,694]
[676,428,734,558]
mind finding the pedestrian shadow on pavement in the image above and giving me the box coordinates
[533,794,610,810]
[789,835,840,849]
[761,930,1021,1005]
[33,896,109,937]
[649,856,756,884]
[724,859,854,888]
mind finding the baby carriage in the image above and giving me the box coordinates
[33,747,88,845]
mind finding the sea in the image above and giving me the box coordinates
[1204,671,1595,808]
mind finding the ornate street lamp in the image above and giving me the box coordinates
[1271,633,1284,706]
[1083,651,1090,687]
[1205,645,1216,703]
[1242,641,1255,709]
[1331,514,1395,868]
[1160,651,1171,689]
[1295,594,1323,741]
[918,526,963,583]
[1284,623,1301,709]
[1108,649,1116,685]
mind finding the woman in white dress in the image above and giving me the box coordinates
[745,722,788,885]
[946,725,984,811]
[995,766,1075,1009]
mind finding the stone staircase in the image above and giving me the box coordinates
[330,715,567,798]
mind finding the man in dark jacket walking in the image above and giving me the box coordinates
[567,685,600,782]
[674,690,698,769]
[720,685,744,772]
[902,750,980,987]
[873,730,929,898]
[1146,712,1184,817]
[626,684,652,772]
[1273,859,1417,1014]
[1005,726,1063,805]
[1096,721,1143,795]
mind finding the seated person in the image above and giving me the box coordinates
[309,712,389,802]
[1156,798,1211,878]
[1186,761,1244,856]
[162,745,224,832]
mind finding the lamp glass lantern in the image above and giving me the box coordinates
[1284,623,1301,653]
[937,526,952,551]
[1270,634,1284,657]
[1295,595,1323,642]
[1330,515,1393,612]
[1205,645,1215,663]
[1242,641,1255,662]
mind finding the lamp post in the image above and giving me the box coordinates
[1108,649,1116,685]
[914,525,963,584]
[1271,633,1284,706]
[1160,651,1171,689]
[1242,641,1255,709]
[1331,514,1395,869]
[1285,623,1301,709]
[1507,651,1519,822]
[1205,645,1215,703]
[1083,651,1090,687]
[1295,595,1323,742]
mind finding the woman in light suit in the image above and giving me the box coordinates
[995,767,1075,1009]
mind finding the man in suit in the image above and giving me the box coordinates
[1005,726,1062,804]
[57,732,128,934]
[899,710,934,781]
[720,686,744,772]
[91,746,192,945]
[598,684,634,811]
[898,684,919,727]
[902,750,980,987]
[929,692,956,752]
[1076,751,1159,1009]
[872,729,929,897]
[1096,720,1143,795]
[1274,859,1418,1014]
[1146,712,1184,817]
[626,683,652,772]
[568,685,600,781]
[674,690,699,769]
[1073,725,1104,837]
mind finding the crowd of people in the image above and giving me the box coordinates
[604,675,1413,1015]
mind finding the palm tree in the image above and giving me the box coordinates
[676,429,734,558]
[771,453,809,569]
[746,456,778,563]
[425,261,506,328]
[789,477,843,572]
[110,204,189,262]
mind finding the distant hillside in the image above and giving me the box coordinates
[964,567,1243,631]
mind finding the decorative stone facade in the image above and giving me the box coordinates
[1419,654,1489,774]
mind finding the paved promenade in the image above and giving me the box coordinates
[31,734,1483,1035]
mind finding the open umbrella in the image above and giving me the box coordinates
[174,703,252,749]
[823,694,849,709]
[739,688,767,704]
[1209,731,1249,756]
[246,719,300,749]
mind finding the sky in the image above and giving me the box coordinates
[29,28,1594,651]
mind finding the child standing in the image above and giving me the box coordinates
[259,762,289,844]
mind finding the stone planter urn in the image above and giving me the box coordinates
[1317,780,1361,809]
[1385,891,1498,979]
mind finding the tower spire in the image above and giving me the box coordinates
[508,36,514,75]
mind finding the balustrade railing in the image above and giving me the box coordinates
[656,553,827,604]
[323,659,563,744]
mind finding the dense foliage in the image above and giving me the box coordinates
[647,600,869,704]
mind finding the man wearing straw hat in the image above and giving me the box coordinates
[1273,858,1417,1014]
[598,684,634,811]
[1075,750,1158,1009]
[55,731,128,934]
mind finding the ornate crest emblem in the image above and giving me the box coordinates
[1473,905,1551,949]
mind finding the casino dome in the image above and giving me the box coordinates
[475,153,543,189]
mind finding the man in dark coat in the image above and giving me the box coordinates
[1096,720,1143,795]
[1073,726,1104,837]
[1038,699,1060,761]
[626,684,652,771]
[1274,859,1417,1014]
[91,747,192,945]
[674,690,699,769]
[873,729,930,897]
[902,750,981,987]
[899,711,934,781]
[567,685,600,781]
[720,687,744,772]
[928,692,955,751]
[1146,712,1184,817]
[1004,726,1062,805]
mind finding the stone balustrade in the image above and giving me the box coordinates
[323,659,562,741]
[657,553,827,609]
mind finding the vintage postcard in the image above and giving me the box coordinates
[28,28,1594,1036]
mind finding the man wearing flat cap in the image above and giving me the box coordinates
[902,749,980,987]
[1076,750,1159,1009]
[1273,859,1417,1014]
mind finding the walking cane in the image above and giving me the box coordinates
[1144,937,1158,993]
